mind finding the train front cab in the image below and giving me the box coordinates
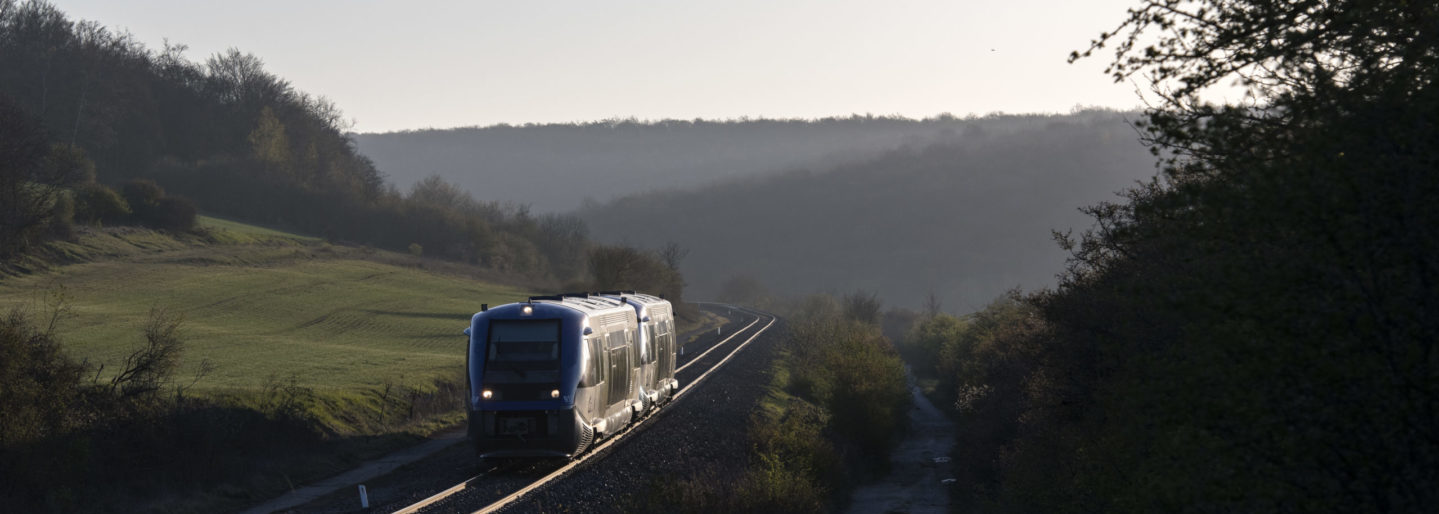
[466,297,640,460]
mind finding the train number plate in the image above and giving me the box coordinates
[500,418,533,435]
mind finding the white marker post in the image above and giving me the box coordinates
[359,484,370,509]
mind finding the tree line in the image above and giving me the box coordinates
[0,0,587,280]
[580,109,1156,311]
[896,0,1439,511]
[353,108,1102,213]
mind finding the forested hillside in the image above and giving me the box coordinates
[0,0,584,279]
[352,113,1087,212]
[580,111,1156,310]
[897,1,1439,512]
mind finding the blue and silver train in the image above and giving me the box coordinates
[464,292,678,459]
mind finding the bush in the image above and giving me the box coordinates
[151,196,197,232]
[44,189,75,239]
[72,182,131,225]
[903,292,1047,508]
[119,179,195,231]
[785,296,911,470]
[121,178,165,216]
[0,309,88,448]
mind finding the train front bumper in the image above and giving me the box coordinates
[468,407,593,459]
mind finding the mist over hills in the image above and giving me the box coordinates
[577,111,1158,311]
[352,114,1085,213]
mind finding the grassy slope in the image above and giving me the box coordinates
[0,217,531,428]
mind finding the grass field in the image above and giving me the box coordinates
[0,218,531,405]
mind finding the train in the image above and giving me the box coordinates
[464,291,678,460]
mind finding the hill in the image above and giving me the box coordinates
[0,216,536,511]
[0,217,529,430]
[0,2,585,278]
[352,113,1103,213]
[578,111,1157,310]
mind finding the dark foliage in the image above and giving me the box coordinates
[588,243,688,307]
[0,306,328,513]
[785,295,911,471]
[920,1,1439,512]
[0,308,88,448]
[71,181,129,224]
[642,296,909,513]
[0,1,589,280]
[0,92,60,255]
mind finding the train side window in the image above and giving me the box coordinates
[580,337,603,387]
[645,325,657,363]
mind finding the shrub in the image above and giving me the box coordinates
[44,189,75,239]
[784,297,911,471]
[121,178,165,216]
[72,182,130,225]
[0,309,88,447]
[119,179,196,231]
[151,196,197,232]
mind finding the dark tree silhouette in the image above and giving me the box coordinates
[941,1,1439,511]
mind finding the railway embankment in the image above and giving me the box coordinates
[570,295,909,514]
[279,300,908,513]
[505,314,787,513]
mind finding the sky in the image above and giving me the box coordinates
[54,0,1147,133]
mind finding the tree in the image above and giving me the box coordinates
[248,105,289,168]
[408,175,472,210]
[0,93,61,255]
[841,290,881,325]
[588,244,685,303]
[658,241,688,270]
[1003,1,1439,511]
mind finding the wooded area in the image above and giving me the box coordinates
[0,0,587,280]
[581,110,1156,310]
[898,1,1439,511]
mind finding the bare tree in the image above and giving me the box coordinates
[659,241,688,271]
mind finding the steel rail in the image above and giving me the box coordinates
[392,304,775,514]
[677,314,760,372]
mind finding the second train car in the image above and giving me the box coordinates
[464,292,677,459]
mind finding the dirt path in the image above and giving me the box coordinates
[847,369,956,514]
[240,428,466,514]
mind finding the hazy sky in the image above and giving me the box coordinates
[55,0,1145,133]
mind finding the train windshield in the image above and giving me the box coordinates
[485,320,561,385]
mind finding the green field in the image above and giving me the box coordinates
[0,219,531,397]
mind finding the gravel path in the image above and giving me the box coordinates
[845,368,956,514]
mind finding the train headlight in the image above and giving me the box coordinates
[481,389,493,400]
[521,305,533,315]
[550,389,560,399]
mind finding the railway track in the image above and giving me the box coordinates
[388,303,776,514]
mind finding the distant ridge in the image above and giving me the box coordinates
[577,111,1157,310]
[352,111,1131,212]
